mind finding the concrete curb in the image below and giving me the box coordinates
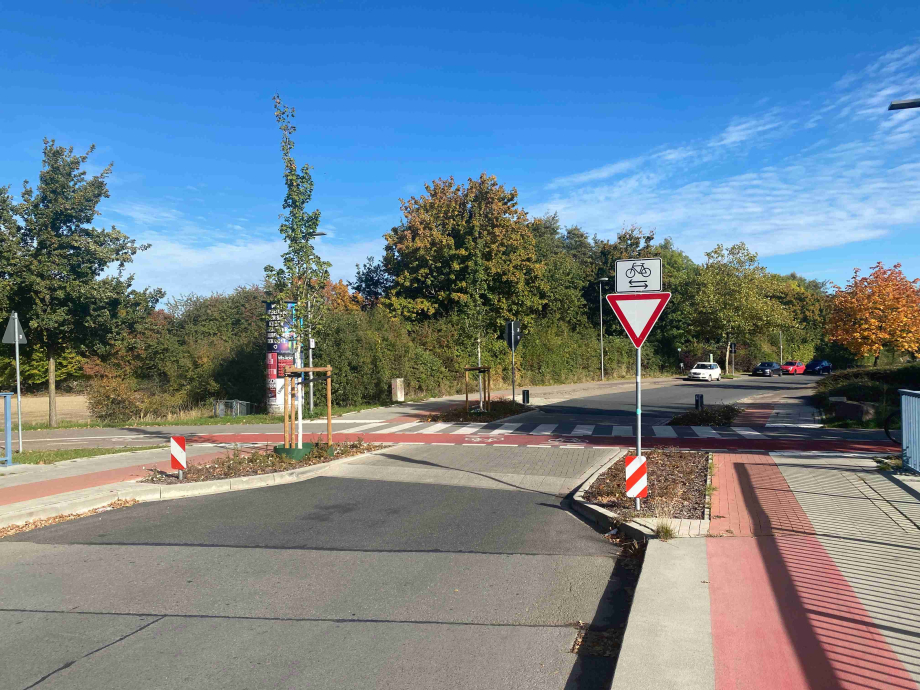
[569,450,712,540]
[0,446,386,530]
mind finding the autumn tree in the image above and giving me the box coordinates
[0,140,162,426]
[689,242,787,367]
[324,279,363,312]
[382,174,544,328]
[827,262,920,365]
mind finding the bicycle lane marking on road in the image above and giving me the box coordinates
[706,452,917,690]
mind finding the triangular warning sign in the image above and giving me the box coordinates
[605,292,671,348]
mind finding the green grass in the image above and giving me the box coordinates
[7,445,167,466]
[5,402,384,432]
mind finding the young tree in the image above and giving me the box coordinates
[690,242,787,367]
[828,262,920,365]
[0,140,162,426]
[264,95,330,360]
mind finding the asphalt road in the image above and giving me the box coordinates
[0,461,633,689]
[513,372,819,425]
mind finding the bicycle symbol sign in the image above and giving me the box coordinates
[614,258,662,293]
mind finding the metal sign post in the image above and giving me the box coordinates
[607,260,671,514]
[504,321,521,403]
[636,345,641,510]
[3,312,26,454]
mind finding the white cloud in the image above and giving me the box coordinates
[547,157,644,189]
[535,42,920,262]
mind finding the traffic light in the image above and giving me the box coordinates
[505,320,522,350]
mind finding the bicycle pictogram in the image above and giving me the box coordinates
[625,262,652,279]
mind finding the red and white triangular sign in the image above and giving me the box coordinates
[605,292,671,348]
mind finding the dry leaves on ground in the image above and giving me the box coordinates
[142,441,383,484]
[583,448,709,520]
[0,499,139,539]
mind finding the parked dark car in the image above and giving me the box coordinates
[751,361,783,377]
[805,359,833,375]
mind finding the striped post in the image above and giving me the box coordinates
[624,455,648,509]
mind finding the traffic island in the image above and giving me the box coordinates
[572,448,711,540]
[142,441,382,484]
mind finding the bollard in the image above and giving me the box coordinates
[522,389,530,405]
[695,394,704,410]
[1,393,11,466]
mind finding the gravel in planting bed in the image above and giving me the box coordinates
[582,448,709,520]
[427,398,531,423]
[142,441,383,484]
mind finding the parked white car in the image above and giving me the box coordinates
[689,362,721,381]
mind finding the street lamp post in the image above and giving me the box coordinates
[598,278,609,381]
[889,99,920,110]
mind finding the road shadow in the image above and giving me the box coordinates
[732,461,917,689]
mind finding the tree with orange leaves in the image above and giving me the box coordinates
[323,279,363,313]
[827,262,920,366]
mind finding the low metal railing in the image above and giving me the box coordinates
[900,389,920,472]
[213,399,254,417]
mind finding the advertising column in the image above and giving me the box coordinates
[265,302,296,415]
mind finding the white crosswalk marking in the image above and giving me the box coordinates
[414,422,453,434]
[652,426,677,438]
[386,422,424,433]
[532,424,558,435]
[571,425,594,436]
[345,421,389,433]
[610,426,633,436]
[452,423,487,434]
[733,427,765,438]
[692,426,721,438]
[490,423,521,435]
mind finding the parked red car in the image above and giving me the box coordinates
[781,360,805,375]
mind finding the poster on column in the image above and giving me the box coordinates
[265,302,296,414]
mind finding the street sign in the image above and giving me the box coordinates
[615,258,661,293]
[605,293,671,349]
[2,314,26,345]
[624,455,648,498]
[170,436,187,470]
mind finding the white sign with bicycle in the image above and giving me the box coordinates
[614,258,662,293]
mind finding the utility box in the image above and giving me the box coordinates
[391,378,405,402]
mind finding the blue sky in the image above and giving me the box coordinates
[3,1,920,297]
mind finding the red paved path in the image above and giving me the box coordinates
[733,403,774,426]
[708,452,916,690]
[0,450,229,507]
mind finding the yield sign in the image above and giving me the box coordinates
[605,292,671,348]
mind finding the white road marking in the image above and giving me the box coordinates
[532,424,558,435]
[733,427,765,438]
[452,423,487,434]
[571,425,594,436]
[609,426,633,436]
[343,422,389,433]
[652,426,677,438]
[490,423,521,435]
[385,422,424,433]
[692,426,721,438]
[414,422,453,434]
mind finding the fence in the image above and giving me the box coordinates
[900,389,920,473]
[213,399,254,418]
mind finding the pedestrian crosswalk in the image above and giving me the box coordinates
[331,419,783,440]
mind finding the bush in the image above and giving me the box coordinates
[668,404,742,426]
[86,376,143,421]
[814,362,920,409]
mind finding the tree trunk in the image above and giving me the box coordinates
[724,341,731,372]
[48,353,57,428]
[873,353,880,367]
